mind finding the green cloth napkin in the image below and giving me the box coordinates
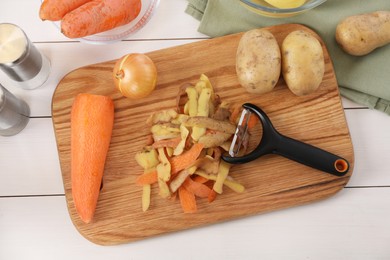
[185,0,390,115]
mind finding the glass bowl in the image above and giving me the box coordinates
[239,0,327,18]
[43,0,160,44]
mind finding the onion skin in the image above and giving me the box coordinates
[113,53,157,99]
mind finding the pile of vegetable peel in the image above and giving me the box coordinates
[135,74,246,213]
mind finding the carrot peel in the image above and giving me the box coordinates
[136,170,158,186]
[170,143,205,174]
[178,186,197,213]
[183,177,211,198]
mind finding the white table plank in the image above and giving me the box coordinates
[0,118,63,196]
[345,109,390,187]
[0,187,389,259]
[0,0,206,43]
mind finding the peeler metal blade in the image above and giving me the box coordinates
[228,108,252,157]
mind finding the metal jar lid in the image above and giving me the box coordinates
[0,23,42,82]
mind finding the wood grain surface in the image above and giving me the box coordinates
[52,24,354,245]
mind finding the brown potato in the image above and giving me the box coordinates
[335,11,390,56]
[281,30,325,96]
[236,28,281,94]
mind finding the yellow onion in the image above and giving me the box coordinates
[113,53,157,99]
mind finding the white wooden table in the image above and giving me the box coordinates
[1,1,389,259]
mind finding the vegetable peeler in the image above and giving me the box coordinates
[222,103,349,177]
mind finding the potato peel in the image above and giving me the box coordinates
[134,74,245,213]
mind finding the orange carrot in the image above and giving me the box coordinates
[61,0,142,38]
[192,175,208,184]
[135,170,158,186]
[152,136,182,149]
[178,186,197,213]
[183,177,211,198]
[71,93,114,224]
[39,0,92,21]
[170,143,205,174]
[208,189,217,203]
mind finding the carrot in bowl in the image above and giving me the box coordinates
[39,0,92,21]
[71,93,114,224]
[61,0,142,38]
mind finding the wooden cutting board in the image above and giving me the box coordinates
[52,24,354,245]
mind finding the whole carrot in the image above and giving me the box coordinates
[71,93,114,224]
[39,0,92,21]
[61,0,142,38]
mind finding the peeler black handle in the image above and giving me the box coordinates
[274,134,349,176]
[221,103,349,177]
